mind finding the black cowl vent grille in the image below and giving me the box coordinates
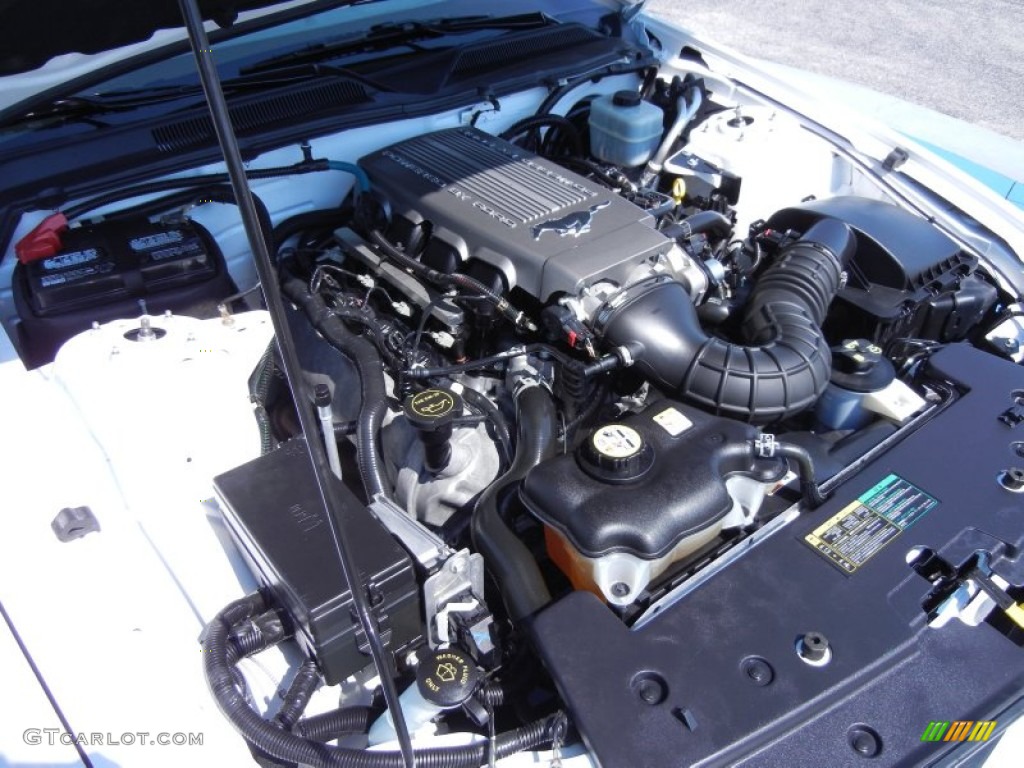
[152,80,369,152]
[452,25,605,78]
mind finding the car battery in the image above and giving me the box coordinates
[13,215,235,366]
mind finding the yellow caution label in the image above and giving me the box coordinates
[805,474,938,574]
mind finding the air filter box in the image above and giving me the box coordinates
[764,197,997,344]
[214,439,421,684]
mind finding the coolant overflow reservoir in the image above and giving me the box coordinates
[521,401,784,605]
[588,90,664,167]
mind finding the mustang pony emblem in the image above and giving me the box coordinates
[532,200,610,240]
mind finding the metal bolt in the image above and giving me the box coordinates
[610,582,630,598]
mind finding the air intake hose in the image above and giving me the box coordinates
[596,218,855,423]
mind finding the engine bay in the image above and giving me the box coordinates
[2,10,1024,766]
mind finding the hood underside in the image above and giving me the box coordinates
[0,0,298,75]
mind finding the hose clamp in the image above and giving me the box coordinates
[755,433,777,458]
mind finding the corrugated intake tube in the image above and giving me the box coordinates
[596,218,856,423]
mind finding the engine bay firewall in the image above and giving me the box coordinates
[359,127,672,299]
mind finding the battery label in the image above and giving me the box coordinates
[804,473,938,574]
[41,248,99,271]
[129,231,184,251]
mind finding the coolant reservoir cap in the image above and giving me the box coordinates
[580,423,654,483]
[416,648,482,708]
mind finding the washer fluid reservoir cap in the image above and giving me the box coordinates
[612,90,642,107]
[416,647,482,708]
[580,423,654,483]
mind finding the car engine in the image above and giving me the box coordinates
[6,21,1024,765]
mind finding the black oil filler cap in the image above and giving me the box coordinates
[404,388,460,429]
[579,423,654,483]
[403,387,463,473]
[416,647,482,708]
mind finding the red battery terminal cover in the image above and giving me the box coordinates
[15,212,68,264]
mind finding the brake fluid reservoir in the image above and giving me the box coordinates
[588,91,664,167]
[816,338,927,429]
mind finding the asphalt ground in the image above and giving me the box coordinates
[646,0,1024,142]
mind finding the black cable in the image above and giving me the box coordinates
[406,294,472,363]
[295,707,376,741]
[63,162,329,220]
[535,61,655,116]
[404,342,581,380]
[175,3,415,763]
[369,230,536,332]
[555,156,624,190]
[457,385,514,469]
[498,115,583,156]
[281,276,392,500]
[403,347,534,379]
[202,592,566,766]
[274,660,321,730]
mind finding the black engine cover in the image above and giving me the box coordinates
[530,344,1024,767]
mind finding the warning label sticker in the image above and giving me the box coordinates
[804,474,938,574]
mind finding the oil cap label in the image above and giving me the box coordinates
[804,473,938,574]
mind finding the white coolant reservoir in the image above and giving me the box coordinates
[589,90,664,167]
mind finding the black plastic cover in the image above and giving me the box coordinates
[214,439,421,685]
[521,400,763,559]
[530,344,1024,767]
